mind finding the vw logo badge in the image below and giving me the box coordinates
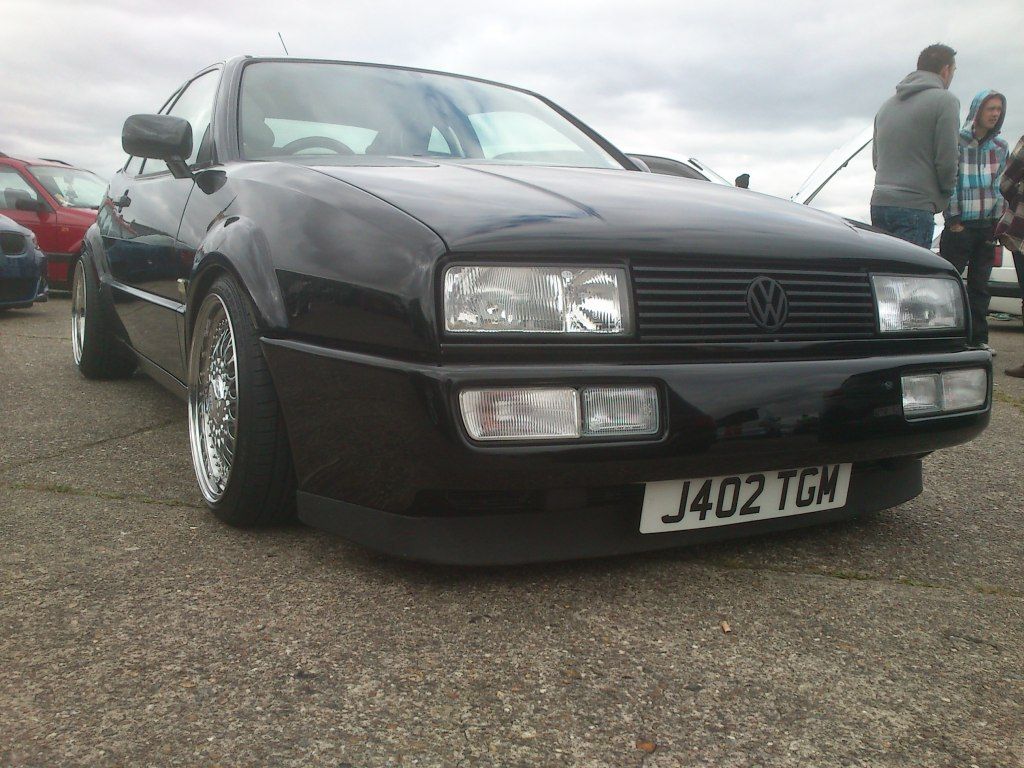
[746,276,789,331]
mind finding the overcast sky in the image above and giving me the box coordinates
[3,0,1022,221]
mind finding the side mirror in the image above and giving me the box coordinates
[122,114,193,164]
[10,190,48,213]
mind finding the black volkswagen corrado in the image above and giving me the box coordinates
[72,56,990,564]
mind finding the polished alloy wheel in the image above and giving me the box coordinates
[71,260,86,365]
[188,294,239,504]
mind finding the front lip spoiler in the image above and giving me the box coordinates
[296,457,923,565]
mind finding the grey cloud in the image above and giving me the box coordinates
[4,0,1022,214]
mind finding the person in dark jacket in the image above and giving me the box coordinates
[996,134,1024,377]
[940,90,1009,352]
[871,44,960,247]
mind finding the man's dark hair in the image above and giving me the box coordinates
[917,44,956,74]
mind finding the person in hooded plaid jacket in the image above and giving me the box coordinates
[996,133,1024,377]
[940,89,1009,353]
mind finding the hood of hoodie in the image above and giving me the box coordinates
[962,89,1006,144]
[895,70,947,100]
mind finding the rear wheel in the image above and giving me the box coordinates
[187,274,296,525]
[71,255,137,379]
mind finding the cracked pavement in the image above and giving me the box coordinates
[1,300,1023,767]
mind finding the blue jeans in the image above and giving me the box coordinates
[870,206,936,249]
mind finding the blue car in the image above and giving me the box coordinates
[0,214,47,309]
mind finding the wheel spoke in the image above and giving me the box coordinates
[187,295,240,504]
[71,261,87,365]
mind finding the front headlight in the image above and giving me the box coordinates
[872,275,964,333]
[443,265,631,334]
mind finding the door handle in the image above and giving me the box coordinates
[113,191,131,211]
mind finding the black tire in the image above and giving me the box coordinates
[71,254,137,379]
[187,273,296,526]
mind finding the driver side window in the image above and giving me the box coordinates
[143,70,221,176]
[125,156,145,177]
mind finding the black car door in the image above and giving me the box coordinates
[100,69,221,380]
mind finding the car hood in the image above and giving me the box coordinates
[791,126,873,206]
[307,159,921,263]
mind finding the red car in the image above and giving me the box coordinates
[0,152,106,289]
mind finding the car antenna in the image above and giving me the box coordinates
[277,32,290,56]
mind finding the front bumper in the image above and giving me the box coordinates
[263,338,990,562]
[0,259,48,308]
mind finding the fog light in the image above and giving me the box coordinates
[941,368,987,412]
[901,374,941,416]
[460,387,580,441]
[901,368,988,418]
[582,386,659,436]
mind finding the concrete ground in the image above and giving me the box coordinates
[1,299,1022,768]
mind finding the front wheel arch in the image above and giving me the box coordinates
[186,272,296,525]
[186,215,289,336]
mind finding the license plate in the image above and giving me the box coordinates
[640,464,852,534]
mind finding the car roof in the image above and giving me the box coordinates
[0,153,99,177]
[0,153,76,169]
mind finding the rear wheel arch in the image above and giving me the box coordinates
[71,249,136,379]
[66,238,91,288]
[76,225,112,293]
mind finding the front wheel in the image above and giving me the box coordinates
[187,275,296,525]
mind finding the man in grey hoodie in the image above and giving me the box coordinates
[871,44,961,247]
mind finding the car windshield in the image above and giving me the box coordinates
[29,167,106,209]
[239,61,622,169]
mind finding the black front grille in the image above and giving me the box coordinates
[632,260,877,343]
[1,232,27,255]
[0,278,37,302]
